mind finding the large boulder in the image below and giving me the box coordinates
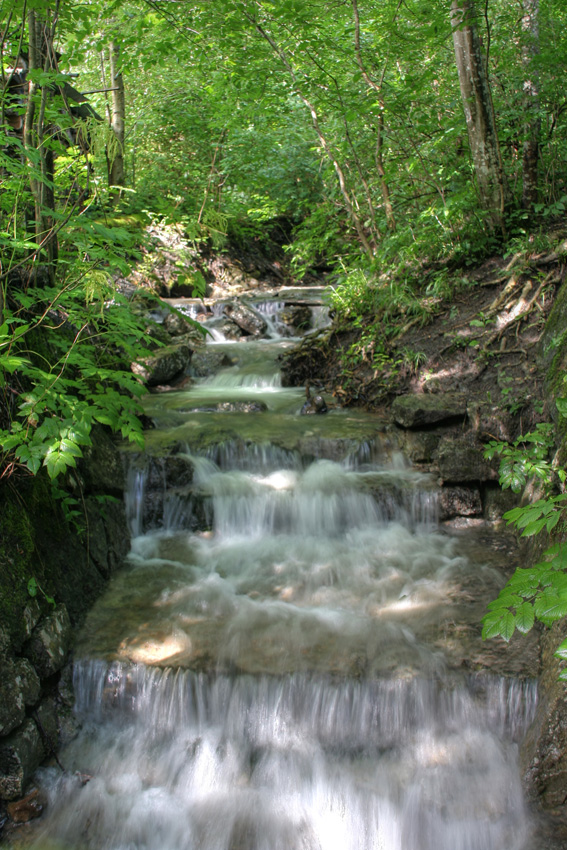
[79,426,125,496]
[436,436,498,484]
[14,659,40,708]
[164,311,192,337]
[279,304,312,332]
[398,430,441,463]
[392,393,467,429]
[84,497,130,580]
[131,343,192,386]
[23,604,72,679]
[206,316,244,340]
[190,349,234,378]
[438,486,482,520]
[222,302,267,336]
[0,660,25,737]
[0,719,45,800]
[0,651,42,738]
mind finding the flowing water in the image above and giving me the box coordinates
[32,304,539,850]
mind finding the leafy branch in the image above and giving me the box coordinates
[482,418,567,676]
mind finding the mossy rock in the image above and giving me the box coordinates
[0,493,48,651]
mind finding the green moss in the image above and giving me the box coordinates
[0,489,42,649]
[0,477,67,649]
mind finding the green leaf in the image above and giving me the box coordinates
[515,603,535,634]
[27,578,38,598]
[522,517,549,537]
[534,592,567,621]
[499,610,517,641]
[486,592,522,611]
[554,638,567,660]
[482,610,516,641]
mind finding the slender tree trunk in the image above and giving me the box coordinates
[352,0,396,232]
[24,9,41,235]
[198,128,227,224]
[521,0,540,211]
[24,7,58,279]
[450,0,508,232]
[108,40,125,198]
[245,13,374,259]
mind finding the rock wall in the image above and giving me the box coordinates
[0,427,129,819]
[518,282,567,834]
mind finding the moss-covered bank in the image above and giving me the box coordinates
[0,427,130,813]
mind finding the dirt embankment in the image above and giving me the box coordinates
[283,238,567,432]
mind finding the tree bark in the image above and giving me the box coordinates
[450,0,508,232]
[521,0,540,211]
[108,40,125,198]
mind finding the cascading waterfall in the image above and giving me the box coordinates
[30,302,537,850]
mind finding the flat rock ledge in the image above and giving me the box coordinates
[391,392,467,428]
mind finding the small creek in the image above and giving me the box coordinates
[32,299,538,850]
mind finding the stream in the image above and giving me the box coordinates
[31,299,538,850]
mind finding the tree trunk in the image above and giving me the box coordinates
[23,8,58,279]
[108,40,125,198]
[450,0,508,232]
[352,0,396,233]
[246,13,374,259]
[521,0,540,212]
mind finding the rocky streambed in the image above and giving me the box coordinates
[2,274,567,848]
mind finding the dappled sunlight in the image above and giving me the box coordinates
[118,630,193,665]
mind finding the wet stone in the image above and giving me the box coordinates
[22,601,42,640]
[131,344,192,387]
[399,429,441,463]
[190,349,234,378]
[146,454,195,489]
[222,302,268,336]
[205,316,243,340]
[279,304,312,332]
[35,697,60,755]
[14,658,40,707]
[300,395,328,415]
[79,426,125,496]
[6,788,45,823]
[188,401,268,414]
[23,604,72,679]
[164,311,192,336]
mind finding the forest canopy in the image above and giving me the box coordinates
[2,0,566,275]
[1,0,566,481]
